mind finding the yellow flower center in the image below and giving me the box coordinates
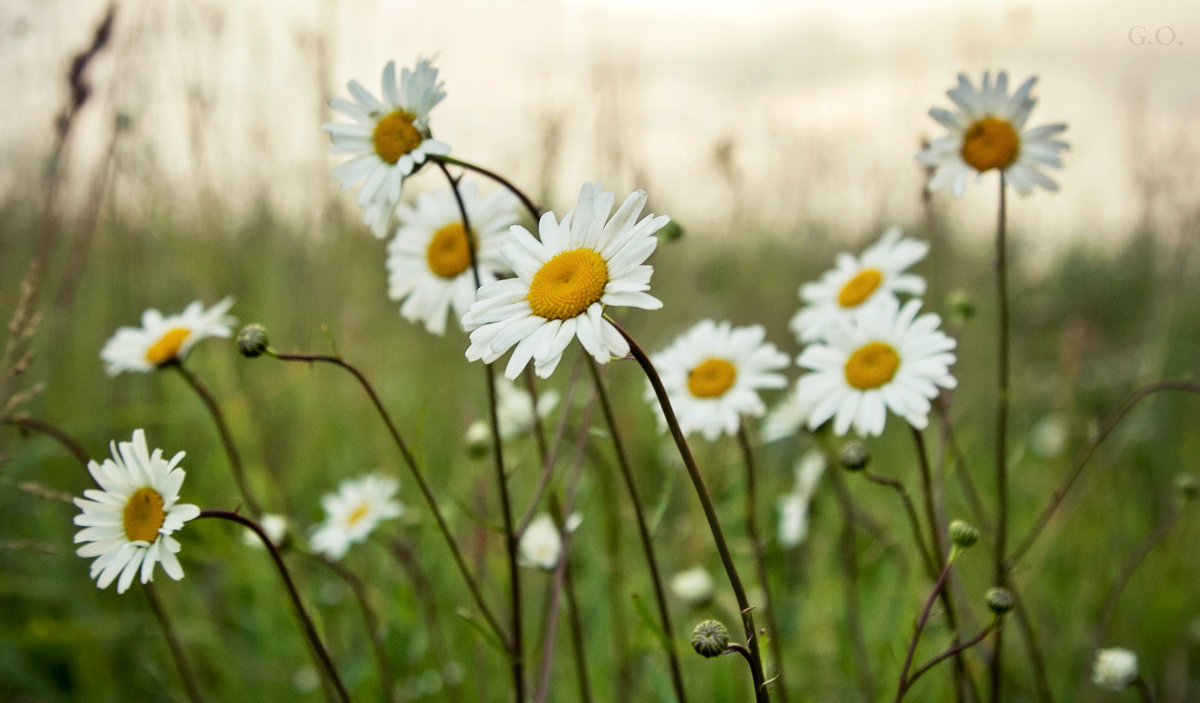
[845,341,900,390]
[838,269,883,308]
[145,328,190,366]
[961,117,1020,172]
[346,503,370,527]
[123,488,166,543]
[687,358,738,398]
[426,223,473,278]
[527,248,609,320]
[373,110,423,165]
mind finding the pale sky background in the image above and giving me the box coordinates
[4,0,1200,255]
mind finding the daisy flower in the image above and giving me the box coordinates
[796,296,957,437]
[73,429,201,594]
[647,320,789,441]
[324,59,450,238]
[309,474,403,560]
[670,566,715,606]
[100,297,236,376]
[463,183,668,379]
[789,227,928,343]
[518,512,581,570]
[387,181,518,335]
[917,71,1069,197]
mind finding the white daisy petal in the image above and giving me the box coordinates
[309,473,403,561]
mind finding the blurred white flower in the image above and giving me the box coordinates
[789,227,927,344]
[100,298,236,375]
[519,514,563,570]
[309,474,403,560]
[242,513,290,549]
[1092,648,1138,691]
[917,70,1069,197]
[1029,413,1068,459]
[494,378,560,440]
[777,449,826,547]
[670,565,715,606]
[647,320,789,441]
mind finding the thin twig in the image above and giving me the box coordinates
[2,415,91,467]
[991,174,1010,703]
[434,156,542,222]
[826,451,876,702]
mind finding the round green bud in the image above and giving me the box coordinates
[947,290,976,324]
[949,520,980,548]
[840,441,869,471]
[237,324,270,358]
[691,619,729,658]
[986,587,1015,615]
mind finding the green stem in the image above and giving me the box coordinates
[825,449,876,702]
[269,351,509,651]
[587,359,688,702]
[2,415,91,467]
[894,559,954,703]
[142,583,204,703]
[170,361,263,519]
[736,421,789,703]
[198,510,350,703]
[992,174,1010,703]
[612,320,768,702]
[308,554,397,703]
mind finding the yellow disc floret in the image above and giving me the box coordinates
[527,248,609,320]
[426,223,473,278]
[961,117,1020,172]
[124,488,166,543]
[844,341,900,390]
[373,110,423,165]
[145,328,190,366]
[687,358,738,398]
[347,503,370,527]
[838,269,883,308]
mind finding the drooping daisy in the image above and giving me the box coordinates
[463,183,668,379]
[309,474,403,560]
[100,298,236,376]
[387,181,518,335]
[789,227,928,343]
[917,71,1069,197]
[777,449,825,548]
[73,429,201,594]
[324,59,450,238]
[796,296,957,437]
[647,320,789,441]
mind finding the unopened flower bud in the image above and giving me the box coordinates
[840,441,869,471]
[950,520,979,548]
[947,290,976,324]
[691,619,729,658]
[237,324,270,358]
[464,421,490,458]
[1175,473,1199,500]
[986,587,1014,615]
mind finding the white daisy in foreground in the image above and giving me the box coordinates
[648,320,789,441]
[73,429,201,594]
[789,227,928,343]
[917,71,1069,197]
[309,474,403,560]
[387,181,518,334]
[463,183,668,379]
[777,449,825,548]
[796,297,956,436]
[518,512,580,570]
[100,297,236,376]
[1092,648,1138,691]
[324,59,450,238]
[670,565,715,606]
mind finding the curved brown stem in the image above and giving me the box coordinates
[434,155,542,221]
[2,415,91,467]
[198,510,350,703]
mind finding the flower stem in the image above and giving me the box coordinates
[437,158,524,700]
[198,510,350,703]
[587,358,688,703]
[308,554,397,703]
[2,415,91,467]
[859,469,937,579]
[142,583,203,703]
[736,421,789,703]
[612,320,768,703]
[169,361,264,519]
[824,448,876,702]
[894,560,955,703]
[434,155,542,221]
[991,174,1010,703]
[269,351,510,651]
[903,621,998,698]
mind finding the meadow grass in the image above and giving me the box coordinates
[2,198,1199,702]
